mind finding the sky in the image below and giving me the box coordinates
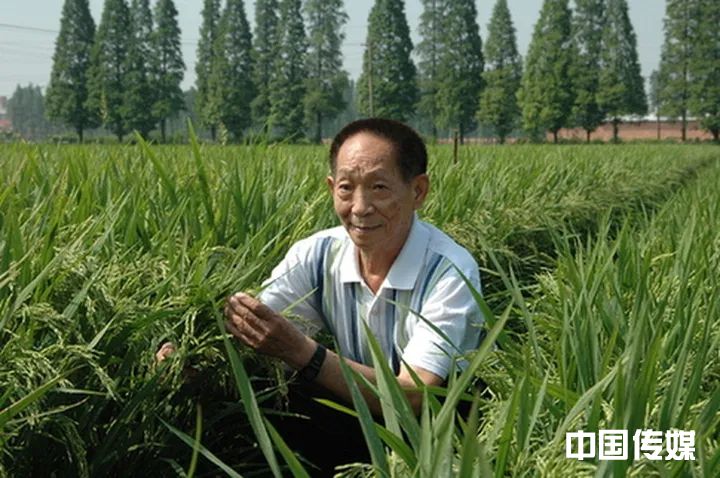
[0,0,666,98]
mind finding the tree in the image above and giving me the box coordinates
[124,0,156,139]
[87,0,132,141]
[153,0,185,142]
[570,0,605,142]
[417,0,446,139]
[357,0,417,121]
[45,0,97,142]
[648,69,662,139]
[208,0,254,141]
[477,0,522,144]
[597,0,647,142]
[251,0,279,133]
[303,0,349,143]
[8,84,53,140]
[195,0,222,140]
[517,0,574,142]
[689,0,720,141]
[658,0,700,141]
[268,0,307,140]
[434,0,484,143]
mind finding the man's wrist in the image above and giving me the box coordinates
[298,342,327,382]
[284,336,317,370]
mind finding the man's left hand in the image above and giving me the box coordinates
[223,292,315,370]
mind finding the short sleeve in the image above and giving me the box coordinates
[257,238,326,335]
[401,263,484,379]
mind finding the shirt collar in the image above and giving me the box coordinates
[339,214,429,291]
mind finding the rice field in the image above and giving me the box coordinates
[0,139,718,477]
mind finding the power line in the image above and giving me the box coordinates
[0,22,200,46]
[0,23,57,34]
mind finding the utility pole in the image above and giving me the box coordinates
[431,0,437,139]
[368,39,374,116]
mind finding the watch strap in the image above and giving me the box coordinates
[299,343,327,382]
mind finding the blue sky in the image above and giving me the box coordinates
[0,0,665,97]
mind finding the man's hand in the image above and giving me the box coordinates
[223,292,315,370]
[155,342,176,363]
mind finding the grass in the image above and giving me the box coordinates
[0,140,718,476]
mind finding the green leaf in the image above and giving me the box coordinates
[213,306,282,477]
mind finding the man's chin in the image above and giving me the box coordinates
[346,227,381,246]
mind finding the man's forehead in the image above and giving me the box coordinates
[336,133,398,172]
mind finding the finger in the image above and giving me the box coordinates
[225,317,263,347]
[225,320,244,340]
[234,293,277,321]
[226,303,266,334]
[227,293,255,316]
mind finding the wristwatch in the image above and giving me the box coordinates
[299,343,327,382]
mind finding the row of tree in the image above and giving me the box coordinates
[46,0,184,142]
[5,85,57,140]
[654,0,720,141]
[193,0,349,143]
[41,0,720,143]
[357,0,648,143]
[367,0,719,143]
[45,0,350,143]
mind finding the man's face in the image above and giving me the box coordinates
[327,132,428,254]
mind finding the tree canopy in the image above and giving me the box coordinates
[45,0,98,142]
[268,0,307,140]
[597,0,647,141]
[87,0,132,141]
[477,0,522,143]
[195,0,222,139]
[357,0,417,122]
[208,0,254,141]
[517,0,574,142]
[152,0,185,142]
[303,0,349,143]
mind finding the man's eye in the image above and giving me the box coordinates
[373,184,387,190]
[338,184,352,192]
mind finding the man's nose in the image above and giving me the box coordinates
[351,189,375,216]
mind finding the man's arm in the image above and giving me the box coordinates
[224,292,444,416]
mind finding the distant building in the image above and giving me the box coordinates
[0,95,10,131]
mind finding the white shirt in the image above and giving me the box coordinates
[258,216,484,379]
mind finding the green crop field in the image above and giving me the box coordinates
[1,141,718,477]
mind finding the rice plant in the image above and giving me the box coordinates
[0,140,717,476]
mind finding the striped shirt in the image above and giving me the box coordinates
[258,216,484,379]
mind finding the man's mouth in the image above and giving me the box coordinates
[351,224,381,232]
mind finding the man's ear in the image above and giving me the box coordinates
[326,175,334,192]
[412,174,429,208]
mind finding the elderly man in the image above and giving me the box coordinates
[223,118,483,471]
[159,118,483,474]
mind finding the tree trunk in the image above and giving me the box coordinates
[681,111,687,142]
[210,125,216,142]
[657,116,661,140]
[612,118,620,143]
[452,130,459,164]
[160,119,167,143]
[713,129,719,143]
[459,123,465,145]
[586,129,591,143]
[77,126,84,144]
[552,130,558,144]
[499,133,506,145]
[315,111,322,144]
